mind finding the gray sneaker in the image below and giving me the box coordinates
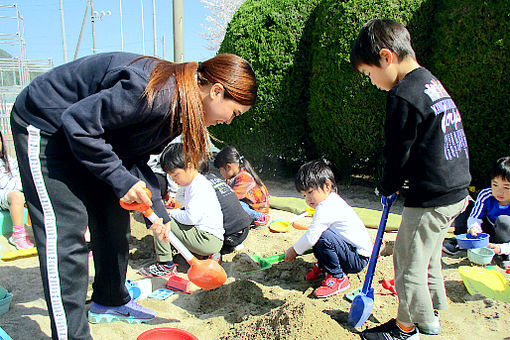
[495,254,510,269]
[417,310,441,335]
[442,239,462,256]
[88,299,155,324]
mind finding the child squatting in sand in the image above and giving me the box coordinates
[284,160,372,298]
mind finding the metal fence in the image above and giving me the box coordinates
[0,4,54,157]
[0,59,53,158]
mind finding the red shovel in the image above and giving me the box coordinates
[120,188,227,290]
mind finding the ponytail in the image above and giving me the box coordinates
[134,53,257,168]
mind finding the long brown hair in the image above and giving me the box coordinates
[139,53,257,167]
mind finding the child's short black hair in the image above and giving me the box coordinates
[491,156,510,182]
[161,142,207,173]
[160,143,185,172]
[295,160,337,193]
[350,18,416,70]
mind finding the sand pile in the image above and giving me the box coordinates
[190,279,281,323]
[231,253,261,273]
[220,296,346,339]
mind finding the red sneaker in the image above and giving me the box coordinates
[305,263,326,281]
[208,252,222,264]
[314,274,350,298]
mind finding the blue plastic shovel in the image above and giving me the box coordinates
[347,193,397,328]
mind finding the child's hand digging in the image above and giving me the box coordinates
[284,246,298,261]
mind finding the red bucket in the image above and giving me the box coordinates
[137,327,198,340]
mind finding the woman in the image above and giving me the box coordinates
[10,52,256,340]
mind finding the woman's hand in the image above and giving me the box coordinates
[284,247,297,262]
[149,217,171,243]
[488,243,501,254]
[120,181,152,207]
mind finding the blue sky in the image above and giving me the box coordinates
[0,1,217,66]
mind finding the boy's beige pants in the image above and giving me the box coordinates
[154,219,223,263]
[393,196,469,326]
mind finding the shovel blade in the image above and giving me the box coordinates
[347,289,374,328]
[240,255,272,274]
[187,259,227,290]
[251,255,273,270]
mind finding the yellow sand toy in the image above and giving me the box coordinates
[1,247,37,261]
[458,266,510,303]
[269,211,309,233]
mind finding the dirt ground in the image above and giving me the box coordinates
[1,179,510,339]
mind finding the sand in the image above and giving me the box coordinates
[1,179,510,339]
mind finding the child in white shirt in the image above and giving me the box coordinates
[0,132,33,250]
[284,160,372,298]
[149,143,224,270]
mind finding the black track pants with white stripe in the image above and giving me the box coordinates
[11,111,132,340]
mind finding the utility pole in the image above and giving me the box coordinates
[162,35,165,59]
[90,1,110,55]
[173,0,184,62]
[152,0,157,56]
[140,0,145,54]
[74,1,90,60]
[119,0,124,51]
[59,0,67,62]
[91,0,96,54]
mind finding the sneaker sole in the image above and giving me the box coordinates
[442,248,462,256]
[361,333,419,340]
[88,312,154,324]
[314,283,351,298]
[137,265,178,278]
[8,237,29,250]
[304,274,326,281]
[137,271,175,279]
[417,326,441,335]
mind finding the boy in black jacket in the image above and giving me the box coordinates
[350,19,471,339]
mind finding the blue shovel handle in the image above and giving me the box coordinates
[361,193,397,295]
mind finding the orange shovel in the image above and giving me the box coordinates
[120,189,227,290]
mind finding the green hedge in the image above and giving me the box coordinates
[413,0,510,187]
[216,0,509,186]
[211,0,320,176]
[307,0,424,180]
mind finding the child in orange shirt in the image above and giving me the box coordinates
[214,146,271,229]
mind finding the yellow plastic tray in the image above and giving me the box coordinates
[458,266,510,302]
[1,247,37,261]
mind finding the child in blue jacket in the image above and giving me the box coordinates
[468,157,510,268]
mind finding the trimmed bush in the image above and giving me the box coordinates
[307,0,425,181]
[412,0,510,187]
[211,0,320,176]
[215,0,508,186]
